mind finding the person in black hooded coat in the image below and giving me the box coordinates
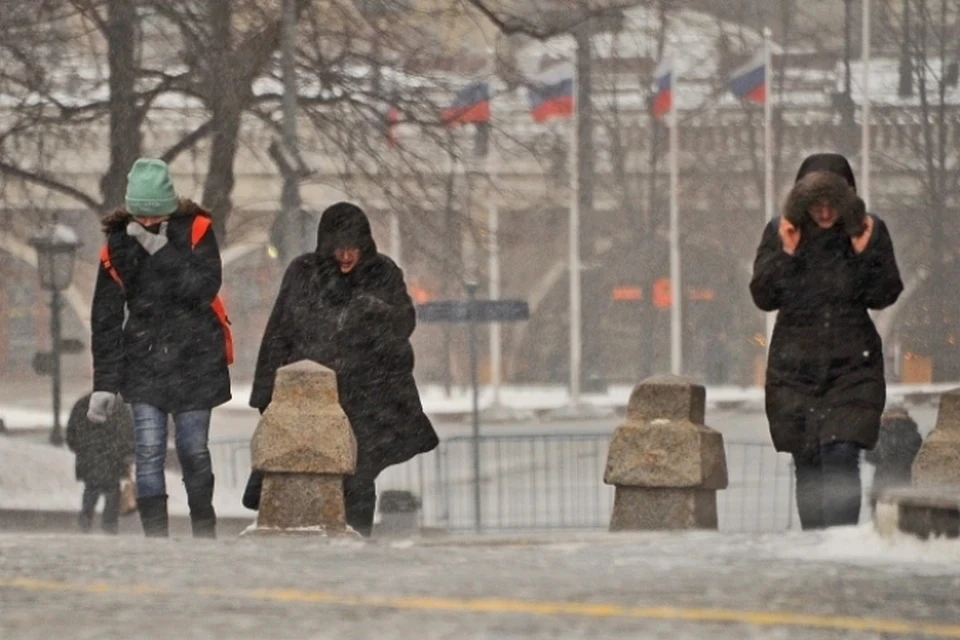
[249,202,439,536]
[750,153,903,530]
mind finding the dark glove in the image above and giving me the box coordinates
[354,294,391,318]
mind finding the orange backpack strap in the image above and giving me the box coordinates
[189,214,235,365]
[99,244,124,290]
[190,215,212,249]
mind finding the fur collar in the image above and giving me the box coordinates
[783,171,866,236]
[101,199,206,235]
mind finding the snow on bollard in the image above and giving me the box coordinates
[603,375,728,531]
[245,360,357,537]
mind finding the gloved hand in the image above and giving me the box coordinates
[127,221,169,255]
[354,294,391,315]
[87,391,120,424]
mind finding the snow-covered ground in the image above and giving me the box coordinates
[0,437,251,518]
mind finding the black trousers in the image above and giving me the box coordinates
[79,482,121,534]
[793,441,863,530]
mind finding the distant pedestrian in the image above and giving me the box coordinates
[750,153,903,529]
[248,202,438,536]
[865,405,923,510]
[66,392,134,534]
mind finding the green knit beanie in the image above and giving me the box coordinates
[125,158,178,217]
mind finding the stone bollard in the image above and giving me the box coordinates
[603,375,728,531]
[376,490,421,538]
[912,388,960,487]
[247,360,357,536]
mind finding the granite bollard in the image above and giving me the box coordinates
[246,360,357,536]
[603,375,728,531]
[912,388,960,487]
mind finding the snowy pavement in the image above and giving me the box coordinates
[2,526,960,639]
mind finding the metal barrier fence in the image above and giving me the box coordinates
[210,434,796,534]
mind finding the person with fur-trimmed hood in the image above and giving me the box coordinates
[90,158,231,538]
[750,153,903,530]
[248,202,439,537]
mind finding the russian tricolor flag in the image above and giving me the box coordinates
[650,58,673,119]
[528,62,574,123]
[728,50,766,104]
[443,81,491,126]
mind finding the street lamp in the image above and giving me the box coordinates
[29,223,81,446]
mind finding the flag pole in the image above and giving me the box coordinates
[861,0,871,209]
[569,56,582,407]
[668,63,682,376]
[763,27,775,349]
[486,52,503,408]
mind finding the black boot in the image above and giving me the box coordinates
[137,495,169,538]
[187,475,217,539]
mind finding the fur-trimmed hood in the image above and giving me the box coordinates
[783,170,866,237]
[100,198,206,235]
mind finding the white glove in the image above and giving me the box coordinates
[87,391,120,424]
[127,221,169,255]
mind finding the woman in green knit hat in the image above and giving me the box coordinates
[89,158,231,538]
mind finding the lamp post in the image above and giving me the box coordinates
[29,223,81,446]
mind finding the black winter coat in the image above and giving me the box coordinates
[91,203,232,413]
[750,173,903,456]
[864,412,923,499]
[66,393,134,486]
[250,204,438,477]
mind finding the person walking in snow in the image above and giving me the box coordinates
[750,153,903,529]
[864,405,923,511]
[66,392,134,534]
[248,202,438,536]
[89,158,232,538]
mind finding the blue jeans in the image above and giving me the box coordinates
[131,404,213,499]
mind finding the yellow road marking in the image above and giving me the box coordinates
[3,576,960,637]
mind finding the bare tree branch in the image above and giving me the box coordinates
[0,158,102,213]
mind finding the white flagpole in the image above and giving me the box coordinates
[763,28,776,349]
[569,60,582,407]
[861,0,871,209]
[668,63,682,376]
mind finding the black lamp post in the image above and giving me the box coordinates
[29,223,81,446]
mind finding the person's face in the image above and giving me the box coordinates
[809,202,838,229]
[335,247,360,273]
[135,215,170,227]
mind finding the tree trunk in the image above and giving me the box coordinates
[202,102,241,242]
[100,0,141,211]
[201,0,238,241]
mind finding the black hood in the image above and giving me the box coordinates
[315,202,378,260]
[795,153,857,192]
